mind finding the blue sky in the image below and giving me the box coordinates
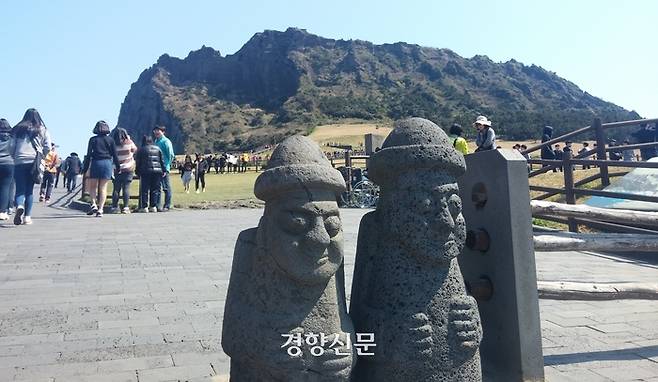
[1,0,656,156]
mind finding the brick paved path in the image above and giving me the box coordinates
[0,188,656,381]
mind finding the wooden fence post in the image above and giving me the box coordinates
[594,118,610,187]
[563,149,578,232]
[344,150,352,193]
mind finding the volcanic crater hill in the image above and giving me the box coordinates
[117,27,639,153]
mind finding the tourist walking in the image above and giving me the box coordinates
[11,108,52,225]
[135,136,165,213]
[54,161,62,188]
[0,119,15,221]
[64,152,82,192]
[180,155,194,193]
[110,128,137,213]
[153,126,174,211]
[39,143,58,203]
[81,121,119,217]
[194,153,208,193]
[473,115,495,152]
[448,123,469,155]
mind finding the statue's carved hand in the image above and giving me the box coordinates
[316,333,353,380]
[406,313,434,357]
[449,297,482,350]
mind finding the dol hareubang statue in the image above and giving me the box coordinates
[350,118,483,381]
[222,136,355,381]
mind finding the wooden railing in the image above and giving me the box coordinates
[521,117,658,233]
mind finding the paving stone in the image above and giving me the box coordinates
[0,188,657,380]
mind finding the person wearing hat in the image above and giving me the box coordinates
[153,125,175,211]
[0,118,14,221]
[223,135,355,381]
[350,118,482,381]
[449,123,469,155]
[473,115,495,152]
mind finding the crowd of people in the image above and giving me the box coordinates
[1,108,656,225]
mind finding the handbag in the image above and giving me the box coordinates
[30,138,45,184]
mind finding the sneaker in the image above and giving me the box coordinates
[87,205,98,216]
[122,207,131,214]
[138,208,149,213]
[0,212,8,220]
[148,207,158,213]
[95,211,103,218]
[23,216,33,225]
[161,207,169,212]
[186,190,189,194]
[39,196,44,202]
[202,188,206,193]
[110,207,120,214]
[44,199,50,204]
[195,189,200,194]
[14,206,24,225]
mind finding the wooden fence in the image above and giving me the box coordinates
[521,117,658,233]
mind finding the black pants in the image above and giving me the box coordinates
[140,173,161,208]
[40,172,56,199]
[66,173,78,191]
[55,169,61,188]
[195,172,205,190]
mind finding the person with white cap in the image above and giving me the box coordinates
[473,115,496,152]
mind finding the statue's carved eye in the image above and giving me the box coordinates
[324,215,342,238]
[279,211,309,235]
[447,194,462,217]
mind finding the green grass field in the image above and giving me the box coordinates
[106,170,261,209]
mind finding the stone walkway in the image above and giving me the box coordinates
[0,188,656,381]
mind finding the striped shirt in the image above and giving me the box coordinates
[116,138,137,173]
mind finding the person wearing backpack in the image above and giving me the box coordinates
[449,123,469,155]
[11,108,52,225]
[0,119,15,221]
[81,121,119,217]
[135,135,165,213]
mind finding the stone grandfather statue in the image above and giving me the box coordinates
[222,136,355,381]
[350,118,483,381]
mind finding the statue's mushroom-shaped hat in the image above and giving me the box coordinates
[369,118,466,186]
[254,135,347,201]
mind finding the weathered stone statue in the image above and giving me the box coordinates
[222,136,355,381]
[350,118,483,381]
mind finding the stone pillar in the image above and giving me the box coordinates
[364,134,385,155]
[222,136,355,381]
[457,149,544,381]
[350,118,483,381]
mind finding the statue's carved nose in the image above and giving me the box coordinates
[304,217,331,253]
